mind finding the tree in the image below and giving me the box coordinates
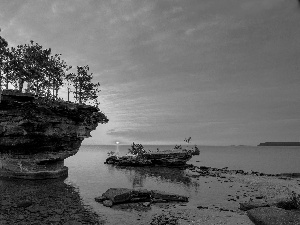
[0,33,101,107]
[7,40,71,98]
[67,65,101,106]
[0,29,9,102]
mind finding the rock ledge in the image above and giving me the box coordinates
[0,90,108,179]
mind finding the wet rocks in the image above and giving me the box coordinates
[95,188,188,207]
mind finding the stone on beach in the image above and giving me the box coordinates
[247,207,300,225]
[95,188,188,207]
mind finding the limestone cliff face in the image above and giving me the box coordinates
[0,90,108,179]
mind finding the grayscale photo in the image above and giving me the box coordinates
[1,0,300,224]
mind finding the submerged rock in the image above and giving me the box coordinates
[95,188,188,207]
[0,90,108,179]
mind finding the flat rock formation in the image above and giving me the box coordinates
[95,188,188,207]
[0,90,108,179]
[105,150,193,168]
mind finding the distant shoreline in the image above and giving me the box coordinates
[258,142,300,146]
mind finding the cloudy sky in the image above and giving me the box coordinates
[1,0,300,145]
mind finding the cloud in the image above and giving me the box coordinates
[1,0,300,145]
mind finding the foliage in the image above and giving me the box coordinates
[7,41,72,97]
[174,145,182,149]
[128,142,146,155]
[107,151,115,157]
[66,65,100,106]
[184,137,191,143]
[0,29,102,107]
[0,29,9,93]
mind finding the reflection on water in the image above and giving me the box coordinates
[107,164,199,190]
[0,178,102,224]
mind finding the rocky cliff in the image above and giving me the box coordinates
[0,90,108,179]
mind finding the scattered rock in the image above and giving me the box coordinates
[16,201,33,208]
[150,213,179,225]
[143,202,151,207]
[197,206,209,209]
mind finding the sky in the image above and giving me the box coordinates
[1,0,300,146]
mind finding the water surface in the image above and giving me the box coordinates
[63,145,300,224]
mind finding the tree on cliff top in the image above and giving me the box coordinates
[8,41,71,97]
[0,29,9,102]
[0,31,101,107]
[66,65,101,106]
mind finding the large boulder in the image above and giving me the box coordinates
[95,188,188,207]
[0,90,108,179]
[247,207,300,225]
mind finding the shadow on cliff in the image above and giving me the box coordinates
[0,178,103,225]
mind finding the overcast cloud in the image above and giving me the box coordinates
[1,0,300,145]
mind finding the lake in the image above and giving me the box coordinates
[62,145,300,224]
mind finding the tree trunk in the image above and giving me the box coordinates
[79,86,82,104]
[26,81,31,93]
[52,80,55,99]
[5,73,9,89]
[55,87,58,98]
[75,85,78,102]
[18,79,24,92]
[35,80,38,95]
[0,69,2,103]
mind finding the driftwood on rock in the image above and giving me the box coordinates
[95,188,188,207]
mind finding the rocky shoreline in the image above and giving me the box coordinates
[96,164,300,225]
[1,163,300,224]
[0,178,104,225]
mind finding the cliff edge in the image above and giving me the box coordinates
[0,90,108,179]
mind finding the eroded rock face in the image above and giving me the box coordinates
[0,90,108,179]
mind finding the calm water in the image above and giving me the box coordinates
[62,145,300,224]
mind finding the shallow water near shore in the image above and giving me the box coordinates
[1,145,299,224]
[62,145,300,224]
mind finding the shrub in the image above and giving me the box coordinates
[128,142,146,155]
